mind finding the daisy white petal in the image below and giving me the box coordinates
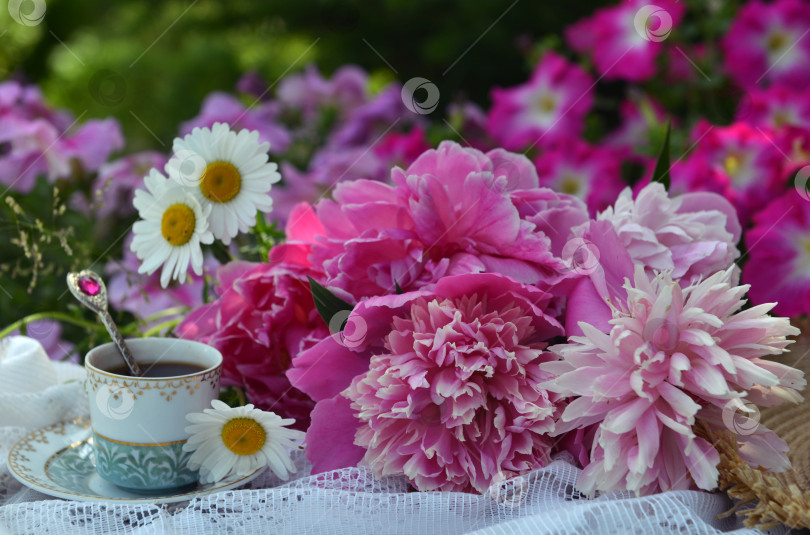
[166,122,281,244]
[183,400,305,484]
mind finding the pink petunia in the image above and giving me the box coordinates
[565,0,685,82]
[486,52,594,150]
[289,273,565,490]
[543,265,803,495]
[722,0,810,89]
[533,139,626,215]
[671,120,787,224]
[743,190,810,317]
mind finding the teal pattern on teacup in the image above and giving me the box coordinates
[92,432,198,490]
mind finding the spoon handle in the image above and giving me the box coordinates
[99,309,143,377]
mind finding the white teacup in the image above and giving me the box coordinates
[85,338,222,491]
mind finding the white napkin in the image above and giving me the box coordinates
[0,336,87,428]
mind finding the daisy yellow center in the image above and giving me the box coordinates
[200,161,241,203]
[160,204,196,246]
[767,32,788,52]
[221,417,266,456]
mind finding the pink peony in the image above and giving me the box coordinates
[543,265,803,495]
[486,52,594,150]
[533,139,626,215]
[176,243,329,430]
[595,182,742,283]
[671,120,787,224]
[288,273,565,490]
[743,190,810,317]
[721,0,810,89]
[565,0,685,82]
[301,141,588,301]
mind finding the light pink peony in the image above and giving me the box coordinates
[288,273,565,490]
[486,52,594,150]
[176,242,329,430]
[543,265,804,495]
[565,0,685,82]
[595,182,742,283]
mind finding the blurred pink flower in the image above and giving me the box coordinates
[487,52,594,150]
[304,141,586,301]
[180,92,290,154]
[277,64,368,120]
[565,0,685,82]
[0,81,123,192]
[671,120,787,224]
[722,0,810,89]
[603,96,668,158]
[742,85,810,131]
[10,319,76,362]
[743,190,810,317]
[289,273,565,488]
[543,266,803,495]
[76,151,167,220]
[533,139,626,215]
[176,244,328,430]
[106,235,215,322]
[596,182,741,283]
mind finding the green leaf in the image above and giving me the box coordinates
[395,281,403,294]
[652,122,672,190]
[308,276,354,328]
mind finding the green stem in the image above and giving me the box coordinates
[142,318,183,337]
[0,312,106,339]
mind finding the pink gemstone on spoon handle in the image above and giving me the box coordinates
[77,276,100,296]
[66,270,143,377]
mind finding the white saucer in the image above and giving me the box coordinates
[7,416,265,504]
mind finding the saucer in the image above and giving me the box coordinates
[7,416,265,504]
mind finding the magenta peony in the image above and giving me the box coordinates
[176,244,329,430]
[543,265,803,496]
[298,141,588,302]
[288,273,565,491]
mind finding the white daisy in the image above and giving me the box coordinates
[183,399,304,484]
[167,122,281,244]
[131,169,214,288]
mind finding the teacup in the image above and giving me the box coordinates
[85,338,222,492]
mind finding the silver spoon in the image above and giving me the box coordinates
[66,269,143,377]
